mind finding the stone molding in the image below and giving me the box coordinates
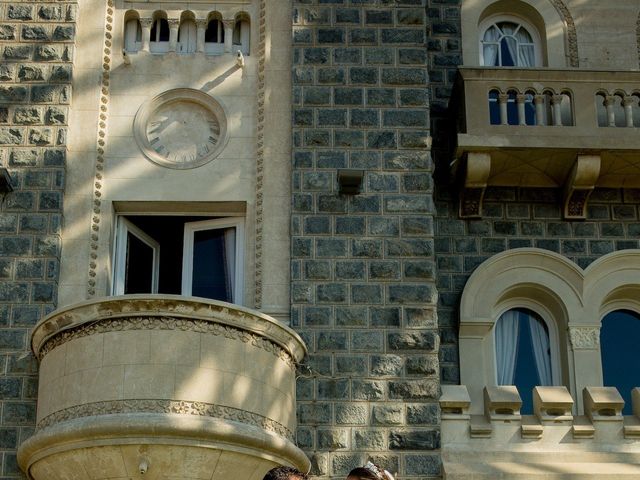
[38,399,293,440]
[253,0,266,309]
[86,0,114,297]
[32,296,307,363]
[549,0,579,67]
[569,326,600,350]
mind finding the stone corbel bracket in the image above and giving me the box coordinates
[563,154,601,219]
[458,152,491,218]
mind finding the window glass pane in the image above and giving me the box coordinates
[192,228,232,301]
[125,232,154,294]
[601,310,640,415]
[489,90,501,125]
[500,37,517,66]
[496,309,552,414]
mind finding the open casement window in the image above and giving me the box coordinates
[112,215,244,304]
[177,20,196,54]
[600,310,640,414]
[113,218,160,295]
[495,308,554,413]
[480,18,539,67]
[124,18,142,53]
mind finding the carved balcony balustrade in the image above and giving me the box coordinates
[453,68,640,219]
[17,295,308,480]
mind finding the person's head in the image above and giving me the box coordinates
[262,466,308,480]
[347,462,395,480]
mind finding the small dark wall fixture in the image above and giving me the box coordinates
[338,169,364,195]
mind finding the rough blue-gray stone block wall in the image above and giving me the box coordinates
[0,1,73,477]
[292,2,440,478]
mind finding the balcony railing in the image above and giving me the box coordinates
[17,295,309,480]
[453,68,640,218]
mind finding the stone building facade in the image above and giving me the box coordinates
[0,0,640,479]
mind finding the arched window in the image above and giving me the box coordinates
[233,14,250,55]
[178,19,196,54]
[124,17,142,53]
[480,17,539,67]
[600,310,640,414]
[205,17,224,55]
[495,308,553,413]
[150,16,170,53]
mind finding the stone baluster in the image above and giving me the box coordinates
[623,96,635,127]
[534,94,546,126]
[498,93,509,125]
[196,19,207,53]
[168,19,179,52]
[516,94,527,126]
[140,18,152,52]
[604,96,617,127]
[551,95,565,126]
[223,19,234,53]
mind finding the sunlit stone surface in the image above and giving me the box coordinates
[18,295,309,480]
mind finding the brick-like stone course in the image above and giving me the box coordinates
[292,2,439,478]
[0,0,73,476]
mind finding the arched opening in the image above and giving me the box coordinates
[600,309,640,414]
[479,14,542,67]
[178,12,196,54]
[495,308,553,413]
[205,13,224,55]
[124,12,142,53]
[150,12,170,53]
[233,13,250,55]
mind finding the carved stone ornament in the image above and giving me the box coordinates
[569,327,600,350]
[32,296,307,364]
[133,89,228,169]
[38,399,294,441]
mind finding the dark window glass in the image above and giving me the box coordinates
[151,18,170,42]
[125,232,154,294]
[601,310,640,414]
[205,20,223,43]
[192,229,231,301]
[489,90,500,125]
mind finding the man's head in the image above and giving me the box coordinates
[262,466,308,480]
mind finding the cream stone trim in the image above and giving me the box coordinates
[86,0,115,297]
[18,412,311,478]
[31,295,307,363]
[132,88,229,169]
[461,0,573,68]
[459,248,640,414]
[253,0,266,309]
[568,326,600,350]
[38,399,293,440]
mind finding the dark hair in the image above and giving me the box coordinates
[263,466,308,480]
[347,467,381,480]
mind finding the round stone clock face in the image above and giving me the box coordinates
[134,89,227,169]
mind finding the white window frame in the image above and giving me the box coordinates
[478,14,543,67]
[149,18,170,53]
[112,217,160,295]
[177,19,197,54]
[124,18,142,53]
[181,217,244,304]
[204,19,225,55]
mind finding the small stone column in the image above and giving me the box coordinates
[196,19,207,53]
[534,94,546,126]
[168,19,179,52]
[498,93,509,125]
[623,96,635,128]
[604,96,617,127]
[551,95,565,126]
[516,94,527,126]
[223,19,234,53]
[140,18,152,52]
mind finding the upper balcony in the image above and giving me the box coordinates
[453,68,640,218]
[17,295,308,480]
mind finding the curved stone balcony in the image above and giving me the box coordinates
[17,295,309,480]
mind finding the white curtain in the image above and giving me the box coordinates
[528,314,553,385]
[482,26,500,66]
[224,228,236,301]
[499,23,518,66]
[516,28,535,66]
[496,310,520,385]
